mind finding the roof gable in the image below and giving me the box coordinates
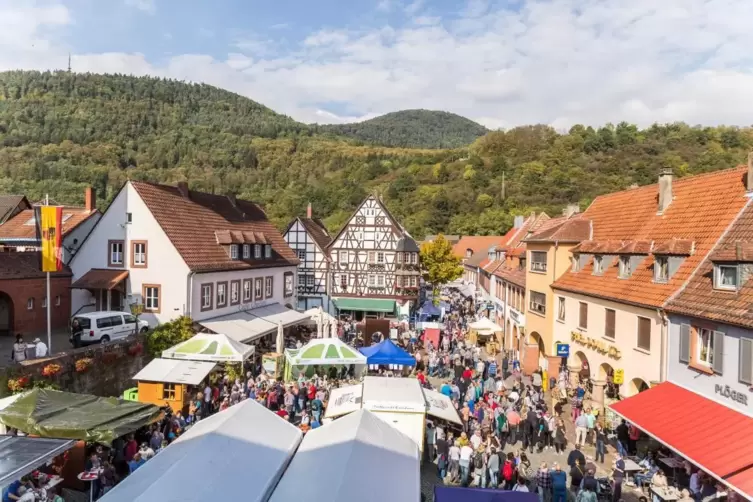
[0,206,99,241]
[327,195,413,249]
[0,195,30,224]
[298,217,333,252]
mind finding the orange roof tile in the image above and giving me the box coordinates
[553,167,750,308]
[525,215,592,243]
[0,252,72,280]
[653,238,695,256]
[131,181,298,272]
[0,207,98,240]
[493,265,526,288]
[453,235,509,259]
[668,202,753,327]
[71,269,128,290]
[708,240,753,262]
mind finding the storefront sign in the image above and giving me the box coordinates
[508,308,525,327]
[556,343,570,357]
[571,331,622,359]
[613,369,624,385]
[715,384,748,406]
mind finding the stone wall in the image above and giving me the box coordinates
[1,335,150,398]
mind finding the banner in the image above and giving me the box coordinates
[35,206,64,272]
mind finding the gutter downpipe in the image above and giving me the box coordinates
[658,308,668,383]
[187,271,196,318]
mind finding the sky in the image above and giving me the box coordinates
[2,0,753,129]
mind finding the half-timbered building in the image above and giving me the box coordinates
[327,195,420,320]
[283,204,333,313]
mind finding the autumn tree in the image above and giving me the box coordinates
[420,235,463,302]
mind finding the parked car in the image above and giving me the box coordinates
[70,311,149,348]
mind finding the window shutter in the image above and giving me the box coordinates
[740,338,753,385]
[678,324,691,364]
[712,331,725,374]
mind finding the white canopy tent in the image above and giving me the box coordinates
[468,317,502,333]
[162,333,254,362]
[198,303,311,343]
[423,388,462,425]
[324,384,363,419]
[100,400,303,502]
[269,409,420,502]
[133,359,216,386]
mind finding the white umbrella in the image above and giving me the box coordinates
[330,319,338,339]
[275,321,284,354]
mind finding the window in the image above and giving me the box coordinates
[265,277,273,298]
[637,316,651,351]
[396,252,403,264]
[411,253,418,264]
[697,328,714,366]
[143,285,161,313]
[377,275,385,287]
[254,278,263,299]
[230,245,239,260]
[284,273,294,297]
[264,245,272,258]
[230,280,240,305]
[593,255,603,274]
[201,284,213,310]
[411,276,418,287]
[108,240,124,266]
[579,302,588,329]
[241,245,249,259]
[339,251,347,265]
[41,297,47,308]
[254,245,261,259]
[571,254,580,272]
[619,256,632,278]
[55,295,60,307]
[126,212,132,224]
[216,282,227,307]
[107,315,123,327]
[377,252,385,264]
[243,280,252,302]
[605,309,616,340]
[466,249,472,258]
[715,265,738,290]
[654,256,668,282]
[530,251,547,273]
[25,297,33,310]
[340,274,347,287]
[305,274,315,286]
[96,317,112,329]
[557,297,565,322]
[368,275,375,286]
[296,249,306,261]
[162,383,177,401]
[529,291,546,315]
[131,241,147,268]
[739,338,753,385]
[368,251,375,264]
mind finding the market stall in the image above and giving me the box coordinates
[359,338,416,371]
[283,338,366,380]
[0,436,76,496]
[161,333,254,362]
[269,409,420,502]
[132,358,216,413]
[468,317,502,348]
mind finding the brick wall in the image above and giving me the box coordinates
[1,335,149,398]
[0,276,72,336]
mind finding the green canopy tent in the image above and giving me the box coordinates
[0,389,163,445]
[283,338,366,380]
[162,333,255,363]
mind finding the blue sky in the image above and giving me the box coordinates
[2,0,753,127]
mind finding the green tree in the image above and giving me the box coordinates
[145,316,195,356]
[419,235,463,301]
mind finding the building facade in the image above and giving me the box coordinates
[284,204,333,313]
[327,195,420,320]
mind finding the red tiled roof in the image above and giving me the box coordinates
[0,207,98,240]
[553,167,749,308]
[215,230,269,245]
[493,265,526,288]
[653,238,695,256]
[482,259,504,274]
[0,195,30,223]
[571,240,626,254]
[131,181,298,272]
[667,202,753,327]
[708,240,753,263]
[71,269,128,290]
[0,252,72,280]
[525,214,592,243]
[453,235,508,259]
[610,383,753,498]
[298,217,332,251]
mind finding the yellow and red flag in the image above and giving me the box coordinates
[35,206,64,272]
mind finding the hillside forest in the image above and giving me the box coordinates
[0,70,752,239]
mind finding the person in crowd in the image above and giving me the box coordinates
[554,418,567,454]
[459,440,474,486]
[11,335,26,363]
[567,444,585,469]
[32,338,48,358]
[502,452,517,490]
[550,462,568,502]
[594,422,607,464]
[570,458,585,495]
[615,420,629,457]
[651,470,669,502]
[612,453,626,502]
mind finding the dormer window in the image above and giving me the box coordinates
[715,264,739,290]
[571,254,580,272]
[618,256,632,278]
[242,244,250,259]
[254,244,261,259]
[654,256,669,283]
[230,245,239,260]
[466,249,473,258]
[593,255,603,275]
[264,244,272,259]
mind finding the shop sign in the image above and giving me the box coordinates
[715,384,748,406]
[613,369,624,385]
[508,308,525,327]
[570,331,622,359]
[556,343,570,357]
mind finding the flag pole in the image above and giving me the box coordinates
[45,194,52,354]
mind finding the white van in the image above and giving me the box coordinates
[70,311,149,347]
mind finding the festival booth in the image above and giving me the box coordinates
[283,338,366,380]
[304,307,338,338]
[132,359,216,413]
[162,332,255,362]
[468,317,503,349]
[324,376,462,452]
[359,338,416,372]
[270,409,420,502]
[0,436,77,497]
[100,399,303,502]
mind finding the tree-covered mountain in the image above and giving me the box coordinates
[317,109,489,149]
[0,70,751,240]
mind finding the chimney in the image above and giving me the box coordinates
[658,168,673,213]
[513,215,525,228]
[84,187,95,212]
[563,204,580,218]
[747,152,753,191]
[177,181,190,200]
[306,202,312,219]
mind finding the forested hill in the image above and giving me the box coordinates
[0,70,752,239]
[316,110,489,149]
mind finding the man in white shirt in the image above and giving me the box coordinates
[459,443,474,485]
[448,441,461,482]
[470,429,483,450]
[33,338,48,358]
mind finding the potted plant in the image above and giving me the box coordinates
[7,376,30,393]
[41,363,62,377]
[75,358,93,373]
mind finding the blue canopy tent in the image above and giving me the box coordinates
[434,486,539,502]
[418,300,442,321]
[359,339,416,366]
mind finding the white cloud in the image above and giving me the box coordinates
[4,0,753,128]
[125,0,155,14]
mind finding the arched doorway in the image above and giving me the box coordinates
[600,363,621,399]
[0,291,13,336]
[629,378,650,396]
[528,331,547,370]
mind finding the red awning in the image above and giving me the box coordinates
[610,382,753,498]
